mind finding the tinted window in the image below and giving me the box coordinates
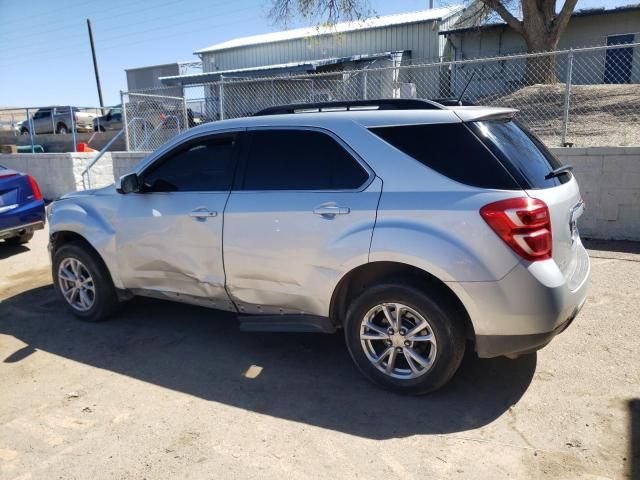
[143,135,236,192]
[471,120,567,189]
[369,123,518,189]
[242,129,369,191]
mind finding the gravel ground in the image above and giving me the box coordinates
[0,229,639,479]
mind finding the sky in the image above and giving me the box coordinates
[0,0,632,107]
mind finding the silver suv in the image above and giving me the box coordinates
[47,100,590,394]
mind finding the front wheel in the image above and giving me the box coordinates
[344,283,465,395]
[52,242,119,322]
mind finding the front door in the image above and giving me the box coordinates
[115,132,240,310]
[223,127,382,317]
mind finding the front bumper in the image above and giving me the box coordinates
[452,241,590,358]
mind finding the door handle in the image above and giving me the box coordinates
[189,207,218,219]
[313,205,350,217]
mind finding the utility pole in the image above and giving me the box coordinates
[87,18,104,113]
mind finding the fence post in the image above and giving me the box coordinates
[27,108,36,154]
[363,71,368,100]
[182,93,189,131]
[121,91,130,151]
[218,75,225,120]
[561,49,574,146]
[70,107,77,152]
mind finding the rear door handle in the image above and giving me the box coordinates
[313,205,350,216]
[189,207,218,219]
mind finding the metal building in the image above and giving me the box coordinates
[160,6,463,86]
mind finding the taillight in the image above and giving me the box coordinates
[480,197,552,262]
[27,175,43,201]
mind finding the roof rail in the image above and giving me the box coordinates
[253,99,445,116]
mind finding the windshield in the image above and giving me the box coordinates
[471,119,569,189]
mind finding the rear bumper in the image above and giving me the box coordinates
[0,200,46,240]
[0,220,45,240]
[475,296,586,357]
[451,240,590,358]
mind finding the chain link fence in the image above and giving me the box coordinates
[122,42,640,151]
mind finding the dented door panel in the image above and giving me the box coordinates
[115,191,235,311]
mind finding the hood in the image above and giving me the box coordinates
[57,184,116,201]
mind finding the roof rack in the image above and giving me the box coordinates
[253,99,446,116]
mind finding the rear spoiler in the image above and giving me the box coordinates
[450,106,518,123]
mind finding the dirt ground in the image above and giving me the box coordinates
[491,84,640,147]
[0,229,638,479]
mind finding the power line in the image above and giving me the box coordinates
[0,4,259,61]
[1,13,258,68]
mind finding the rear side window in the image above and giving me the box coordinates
[470,120,568,189]
[241,129,369,191]
[369,123,519,190]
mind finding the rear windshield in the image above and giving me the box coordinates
[469,120,569,189]
[369,123,519,190]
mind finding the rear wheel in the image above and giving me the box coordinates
[344,283,465,395]
[52,242,118,322]
[56,124,68,134]
[5,232,34,245]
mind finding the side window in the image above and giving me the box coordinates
[241,129,369,191]
[34,109,50,119]
[142,134,236,192]
[369,123,519,190]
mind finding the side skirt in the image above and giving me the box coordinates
[238,315,336,334]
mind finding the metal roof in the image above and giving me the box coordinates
[194,6,463,54]
[159,51,407,86]
[440,3,640,35]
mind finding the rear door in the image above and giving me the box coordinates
[471,120,584,279]
[223,127,381,317]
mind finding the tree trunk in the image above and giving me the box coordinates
[523,33,560,85]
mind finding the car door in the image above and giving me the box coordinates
[223,127,382,317]
[33,109,51,134]
[114,132,240,311]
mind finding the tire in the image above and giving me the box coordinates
[56,124,68,134]
[20,128,29,135]
[344,282,465,395]
[52,242,119,322]
[5,232,34,245]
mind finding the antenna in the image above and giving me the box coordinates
[456,71,476,105]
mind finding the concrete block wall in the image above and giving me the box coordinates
[1,148,639,241]
[550,147,640,241]
[112,152,148,181]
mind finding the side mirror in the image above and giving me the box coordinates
[117,173,140,194]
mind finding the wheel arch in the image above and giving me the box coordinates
[50,230,120,291]
[329,261,475,341]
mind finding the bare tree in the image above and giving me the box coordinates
[269,0,371,26]
[471,0,579,83]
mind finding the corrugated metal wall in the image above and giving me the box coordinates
[201,20,452,72]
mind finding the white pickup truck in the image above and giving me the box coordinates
[19,107,97,135]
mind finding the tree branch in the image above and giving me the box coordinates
[479,0,523,34]
[552,0,578,39]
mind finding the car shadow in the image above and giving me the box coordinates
[0,285,537,440]
[0,242,30,259]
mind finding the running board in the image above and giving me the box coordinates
[238,315,336,334]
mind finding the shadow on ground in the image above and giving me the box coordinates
[583,238,640,255]
[0,285,536,439]
[0,242,30,260]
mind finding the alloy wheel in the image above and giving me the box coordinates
[359,303,437,379]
